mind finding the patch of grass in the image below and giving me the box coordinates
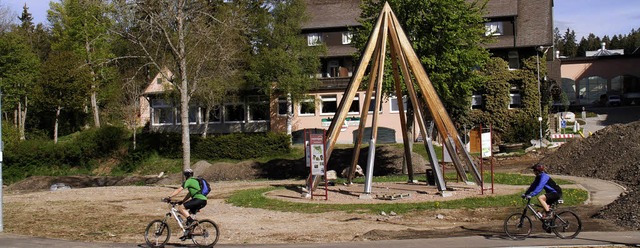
[226,187,588,214]
[390,143,444,161]
[132,154,182,175]
[334,173,574,186]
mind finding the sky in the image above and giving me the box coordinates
[3,0,640,40]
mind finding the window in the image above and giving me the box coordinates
[156,78,163,84]
[368,96,382,113]
[342,32,353,44]
[390,96,408,113]
[151,98,174,125]
[202,106,221,123]
[485,22,503,36]
[321,95,337,115]
[247,96,269,122]
[348,94,360,114]
[153,107,175,125]
[471,94,483,109]
[307,33,322,46]
[509,93,521,108]
[277,97,288,116]
[508,50,520,69]
[327,60,339,77]
[176,106,199,124]
[298,97,316,116]
[224,103,245,122]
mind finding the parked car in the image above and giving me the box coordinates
[622,92,640,105]
[607,95,621,106]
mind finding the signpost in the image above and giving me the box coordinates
[480,124,494,195]
[305,130,328,200]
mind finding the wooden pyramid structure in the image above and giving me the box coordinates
[322,2,481,193]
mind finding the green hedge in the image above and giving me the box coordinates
[3,126,129,183]
[192,132,291,160]
[3,127,292,183]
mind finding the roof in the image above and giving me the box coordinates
[302,0,362,30]
[481,0,554,48]
[482,0,518,17]
[143,68,174,96]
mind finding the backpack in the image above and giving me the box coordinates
[197,176,211,196]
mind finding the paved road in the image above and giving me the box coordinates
[1,175,637,248]
[582,105,640,135]
[1,231,638,248]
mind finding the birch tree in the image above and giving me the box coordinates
[115,0,249,170]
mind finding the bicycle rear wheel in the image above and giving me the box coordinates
[552,210,582,239]
[144,220,170,248]
[191,219,219,247]
[504,213,532,240]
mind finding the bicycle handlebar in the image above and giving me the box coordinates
[161,198,182,205]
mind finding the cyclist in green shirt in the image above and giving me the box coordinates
[166,168,207,227]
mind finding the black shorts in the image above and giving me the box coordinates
[184,198,207,214]
[545,192,562,205]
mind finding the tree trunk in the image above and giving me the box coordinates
[54,105,61,144]
[18,98,27,141]
[132,126,137,150]
[86,30,100,128]
[286,94,293,136]
[177,1,191,171]
[202,107,211,138]
[91,86,100,127]
[403,103,415,175]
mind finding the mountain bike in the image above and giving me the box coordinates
[144,199,219,247]
[504,197,582,240]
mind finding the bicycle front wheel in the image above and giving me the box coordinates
[504,213,532,240]
[191,219,220,247]
[552,210,582,239]
[144,220,170,248]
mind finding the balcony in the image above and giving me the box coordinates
[319,77,351,89]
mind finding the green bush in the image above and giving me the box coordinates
[135,132,183,159]
[193,132,291,160]
[3,126,130,183]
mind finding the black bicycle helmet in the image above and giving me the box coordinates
[183,168,194,178]
[531,163,545,172]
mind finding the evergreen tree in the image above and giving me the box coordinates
[562,28,578,57]
[553,27,564,57]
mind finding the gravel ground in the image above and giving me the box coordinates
[540,120,640,230]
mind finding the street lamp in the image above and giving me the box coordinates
[536,45,552,148]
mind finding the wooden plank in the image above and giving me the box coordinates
[388,19,414,182]
[325,2,386,160]
[347,35,383,182]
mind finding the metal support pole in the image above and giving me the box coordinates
[536,51,543,148]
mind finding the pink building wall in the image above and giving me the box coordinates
[271,91,418,144]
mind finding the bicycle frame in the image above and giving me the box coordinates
[164,202,190,232]
[522,199,543,220]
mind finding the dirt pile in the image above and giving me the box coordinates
[539,121,640,230]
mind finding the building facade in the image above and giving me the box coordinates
[270,0,556,144]
[141,0,557,144]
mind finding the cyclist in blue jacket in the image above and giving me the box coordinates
[522,163,562,219]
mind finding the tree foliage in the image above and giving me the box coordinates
[355,0,491,126]
[246,0,323,101]
[48,0,116,128]
[556,27,640,57]
[0,31,40,140]
[35,50,90,143]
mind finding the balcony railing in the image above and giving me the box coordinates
[319,77,351,89]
